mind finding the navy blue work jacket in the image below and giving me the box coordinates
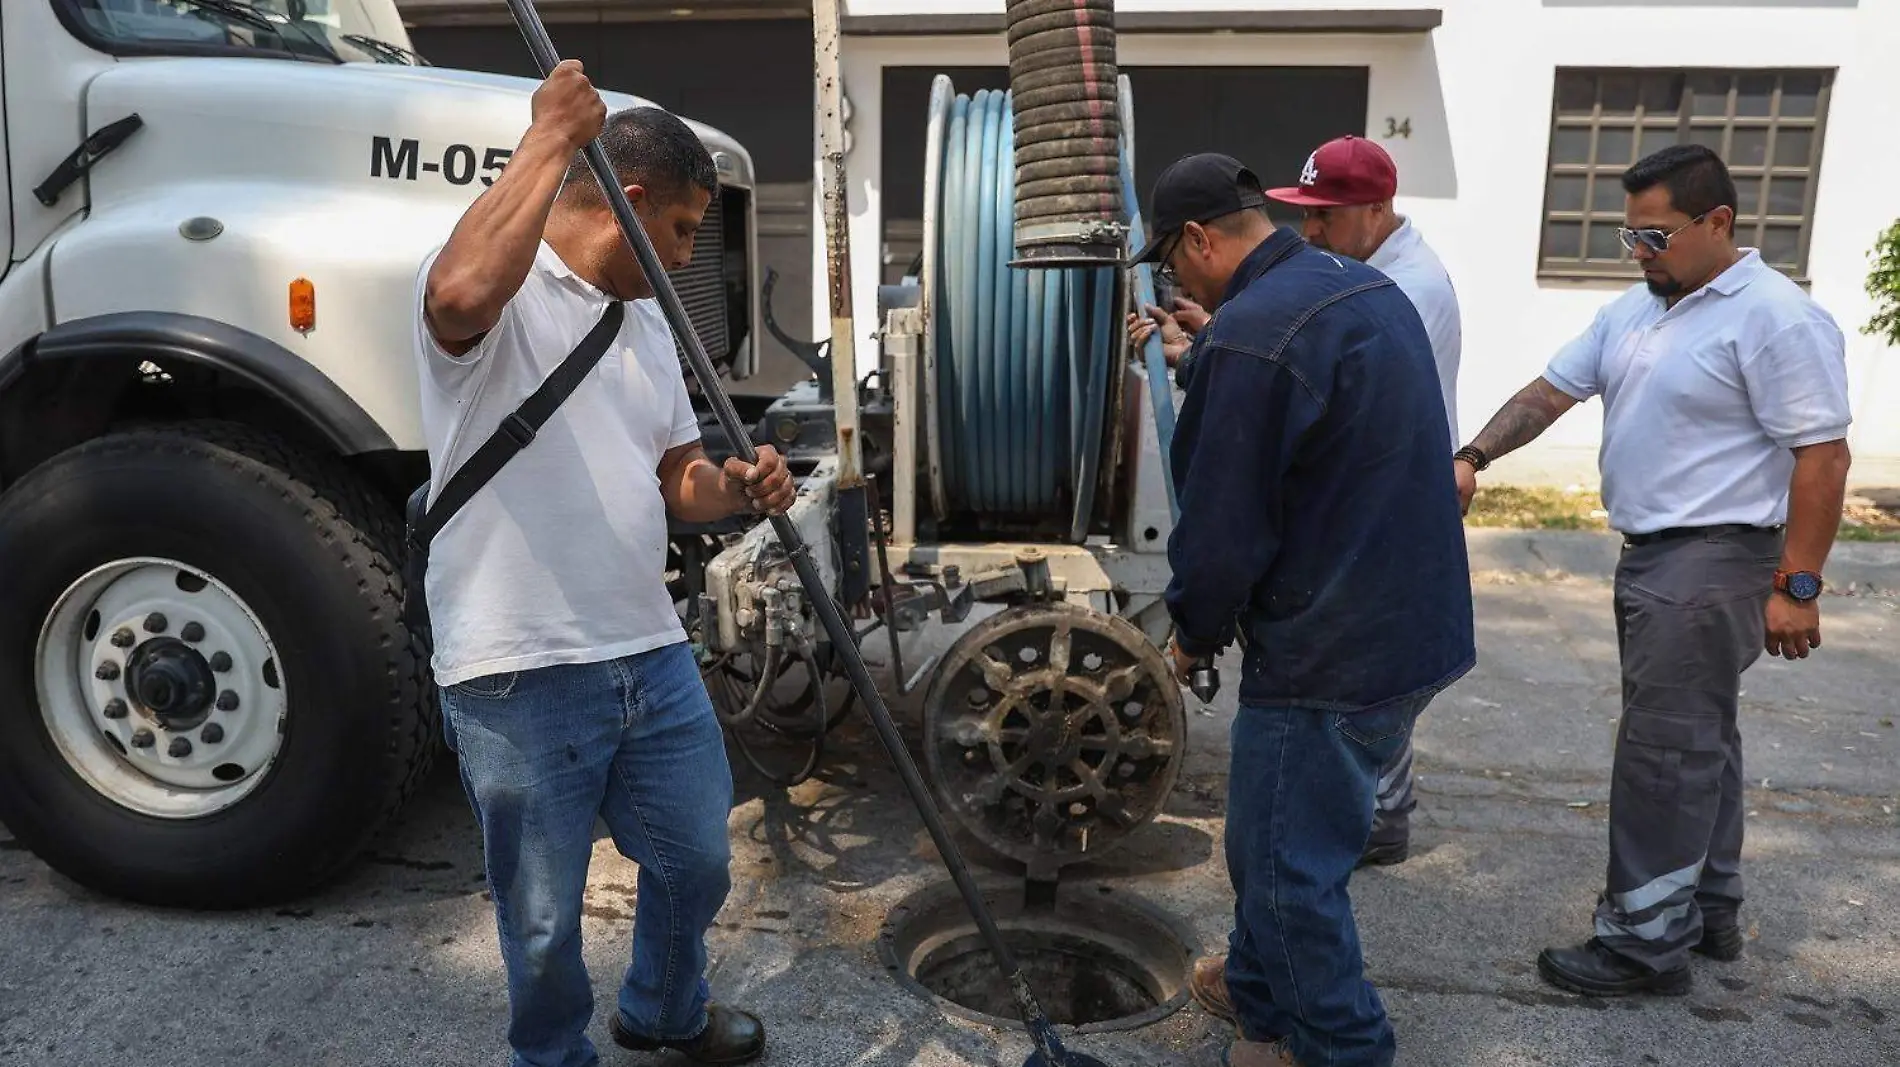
[1165,226,1475,713]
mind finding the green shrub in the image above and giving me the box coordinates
[1866,218,1900,348]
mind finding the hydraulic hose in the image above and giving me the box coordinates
[1117,75,1180,522]
[931,85,1118,533]
[1005,0,1123,266]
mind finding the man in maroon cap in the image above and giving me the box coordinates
[1266,135,1461,449]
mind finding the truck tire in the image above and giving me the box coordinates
[0,421,435,908]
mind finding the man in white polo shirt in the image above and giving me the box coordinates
[1453,144,1853,996]
[414,61,793,1065]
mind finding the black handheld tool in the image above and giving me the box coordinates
[500,4,1106,1065]
[1189,658,1221,705]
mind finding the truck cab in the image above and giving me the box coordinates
[0,0,762,907]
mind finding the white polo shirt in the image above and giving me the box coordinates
[412,241,700,687]
[1543,249,1852,536]
[1367,216,1463,447]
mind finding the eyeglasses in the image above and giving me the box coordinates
[1155,233,1183,284]
[1616,212,1707,255]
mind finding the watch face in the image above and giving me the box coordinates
[1789,572,1823,600]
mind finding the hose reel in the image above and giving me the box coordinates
[921,77,1132,540]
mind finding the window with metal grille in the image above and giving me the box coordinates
[1538,68,1833,281]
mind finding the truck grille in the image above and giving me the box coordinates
[671,190,731,364]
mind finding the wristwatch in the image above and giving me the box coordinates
[1774,570,1824,603]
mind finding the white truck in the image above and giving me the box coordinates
[0,0,763,908]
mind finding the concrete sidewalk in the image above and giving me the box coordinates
[2,530,1896,1067]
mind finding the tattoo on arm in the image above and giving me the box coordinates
[1466,378,1579,461]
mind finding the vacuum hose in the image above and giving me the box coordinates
[1005,0,1123,266]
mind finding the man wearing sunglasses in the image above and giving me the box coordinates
[1452,143,1853,997]
[1134,152,1473,1067]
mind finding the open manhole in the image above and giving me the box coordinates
[878,879,1198,1034]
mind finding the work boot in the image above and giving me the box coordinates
[1693,912,1746,962]
[1223,1036,1302,1067]
[610,1003,765,1065]
[1190,954,1236,1024]
[1358,817,1409,868]
[1536,938,1691,997]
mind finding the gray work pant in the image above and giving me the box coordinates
[1594,525,1780,972]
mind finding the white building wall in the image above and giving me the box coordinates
[817,0,1900,487]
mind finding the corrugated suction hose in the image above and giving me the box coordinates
[1005,0,1123,266]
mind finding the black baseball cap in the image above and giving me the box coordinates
[1130,153,1268,265]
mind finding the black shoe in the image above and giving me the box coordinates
[1693,917,1745,962]
[1357,836,1409,869]
[611,1004,765,1065]
[1536,938,1691,997]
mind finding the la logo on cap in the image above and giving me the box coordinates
[1299,151,1319,187]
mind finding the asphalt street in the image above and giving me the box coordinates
[2,529,1896,1067]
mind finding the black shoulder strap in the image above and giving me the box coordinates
[411,299,626,546]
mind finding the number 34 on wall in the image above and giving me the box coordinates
[1383,117,1413,139]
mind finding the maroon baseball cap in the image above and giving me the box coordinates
[1266,136,1398,207]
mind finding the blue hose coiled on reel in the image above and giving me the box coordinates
[930,87,1119,535]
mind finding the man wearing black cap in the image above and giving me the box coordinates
[1136,152,1474,1067]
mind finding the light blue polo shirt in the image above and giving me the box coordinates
[1543,249,1852,536]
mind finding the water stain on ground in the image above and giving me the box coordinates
[1786,993,1838,1011]
[1717,977,1750,992]
[1690,1006,1753,1024]
[1785,1012,1833,1029]
[1846,996,1887,1024]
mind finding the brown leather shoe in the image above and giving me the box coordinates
[1191,954,1237,1024]
[1225,1037,1302,1067]
[610,1003,765,1065]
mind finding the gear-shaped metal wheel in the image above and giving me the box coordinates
[922,602,1186,879]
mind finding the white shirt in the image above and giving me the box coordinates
[412,241,700,687]
[1543,249,1852,536]
[1367,216,1463,447]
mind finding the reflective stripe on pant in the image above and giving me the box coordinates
[1594,527,1779,972]
[1369,734,1415,845]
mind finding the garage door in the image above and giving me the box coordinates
[880,65,1373,252]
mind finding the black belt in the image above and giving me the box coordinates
[1621,522,1782,548]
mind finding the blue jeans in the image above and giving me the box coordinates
[1224,693,1431,1067]
[440,642,734,1067]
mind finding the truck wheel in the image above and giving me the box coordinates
[0,421,435,908]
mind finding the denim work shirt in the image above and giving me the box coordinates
[1165,227,1476,713]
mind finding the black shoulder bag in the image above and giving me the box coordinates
[401,300,627,638]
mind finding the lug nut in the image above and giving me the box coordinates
[103,699,129,720]
[216,690,239,712]
[143,613,168,634]
[168,737,192,758]
[209,652,232,673]
[201,723,224,744]
[95,661,121,681]
[110,628,136,649]
[181,622,205,643]
[130,729,155,749]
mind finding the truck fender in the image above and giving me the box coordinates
[0,311,396,456]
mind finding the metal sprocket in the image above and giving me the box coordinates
[921,602,1186,879]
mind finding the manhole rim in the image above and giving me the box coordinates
[876,878,1203,1035]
